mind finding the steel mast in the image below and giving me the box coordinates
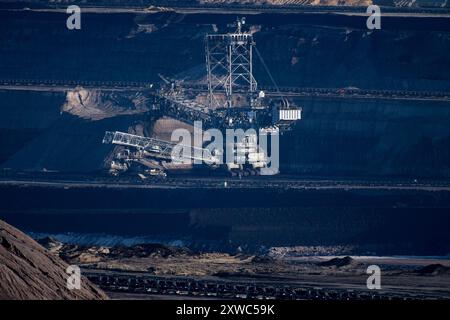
[205,17,257,110]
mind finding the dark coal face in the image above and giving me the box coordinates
[1,185,449,255]
[2,10,450,176]
[1,9,450,256]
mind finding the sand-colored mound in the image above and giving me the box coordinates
[62,88,149,121]
[0,220,108,300]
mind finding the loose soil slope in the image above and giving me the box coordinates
[0,219,107,300]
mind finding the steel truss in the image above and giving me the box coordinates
[205,20,257,110]
[103,131,219,164]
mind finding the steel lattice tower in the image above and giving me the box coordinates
[205,18,257,110]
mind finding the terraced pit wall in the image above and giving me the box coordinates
[1,11,450,177]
